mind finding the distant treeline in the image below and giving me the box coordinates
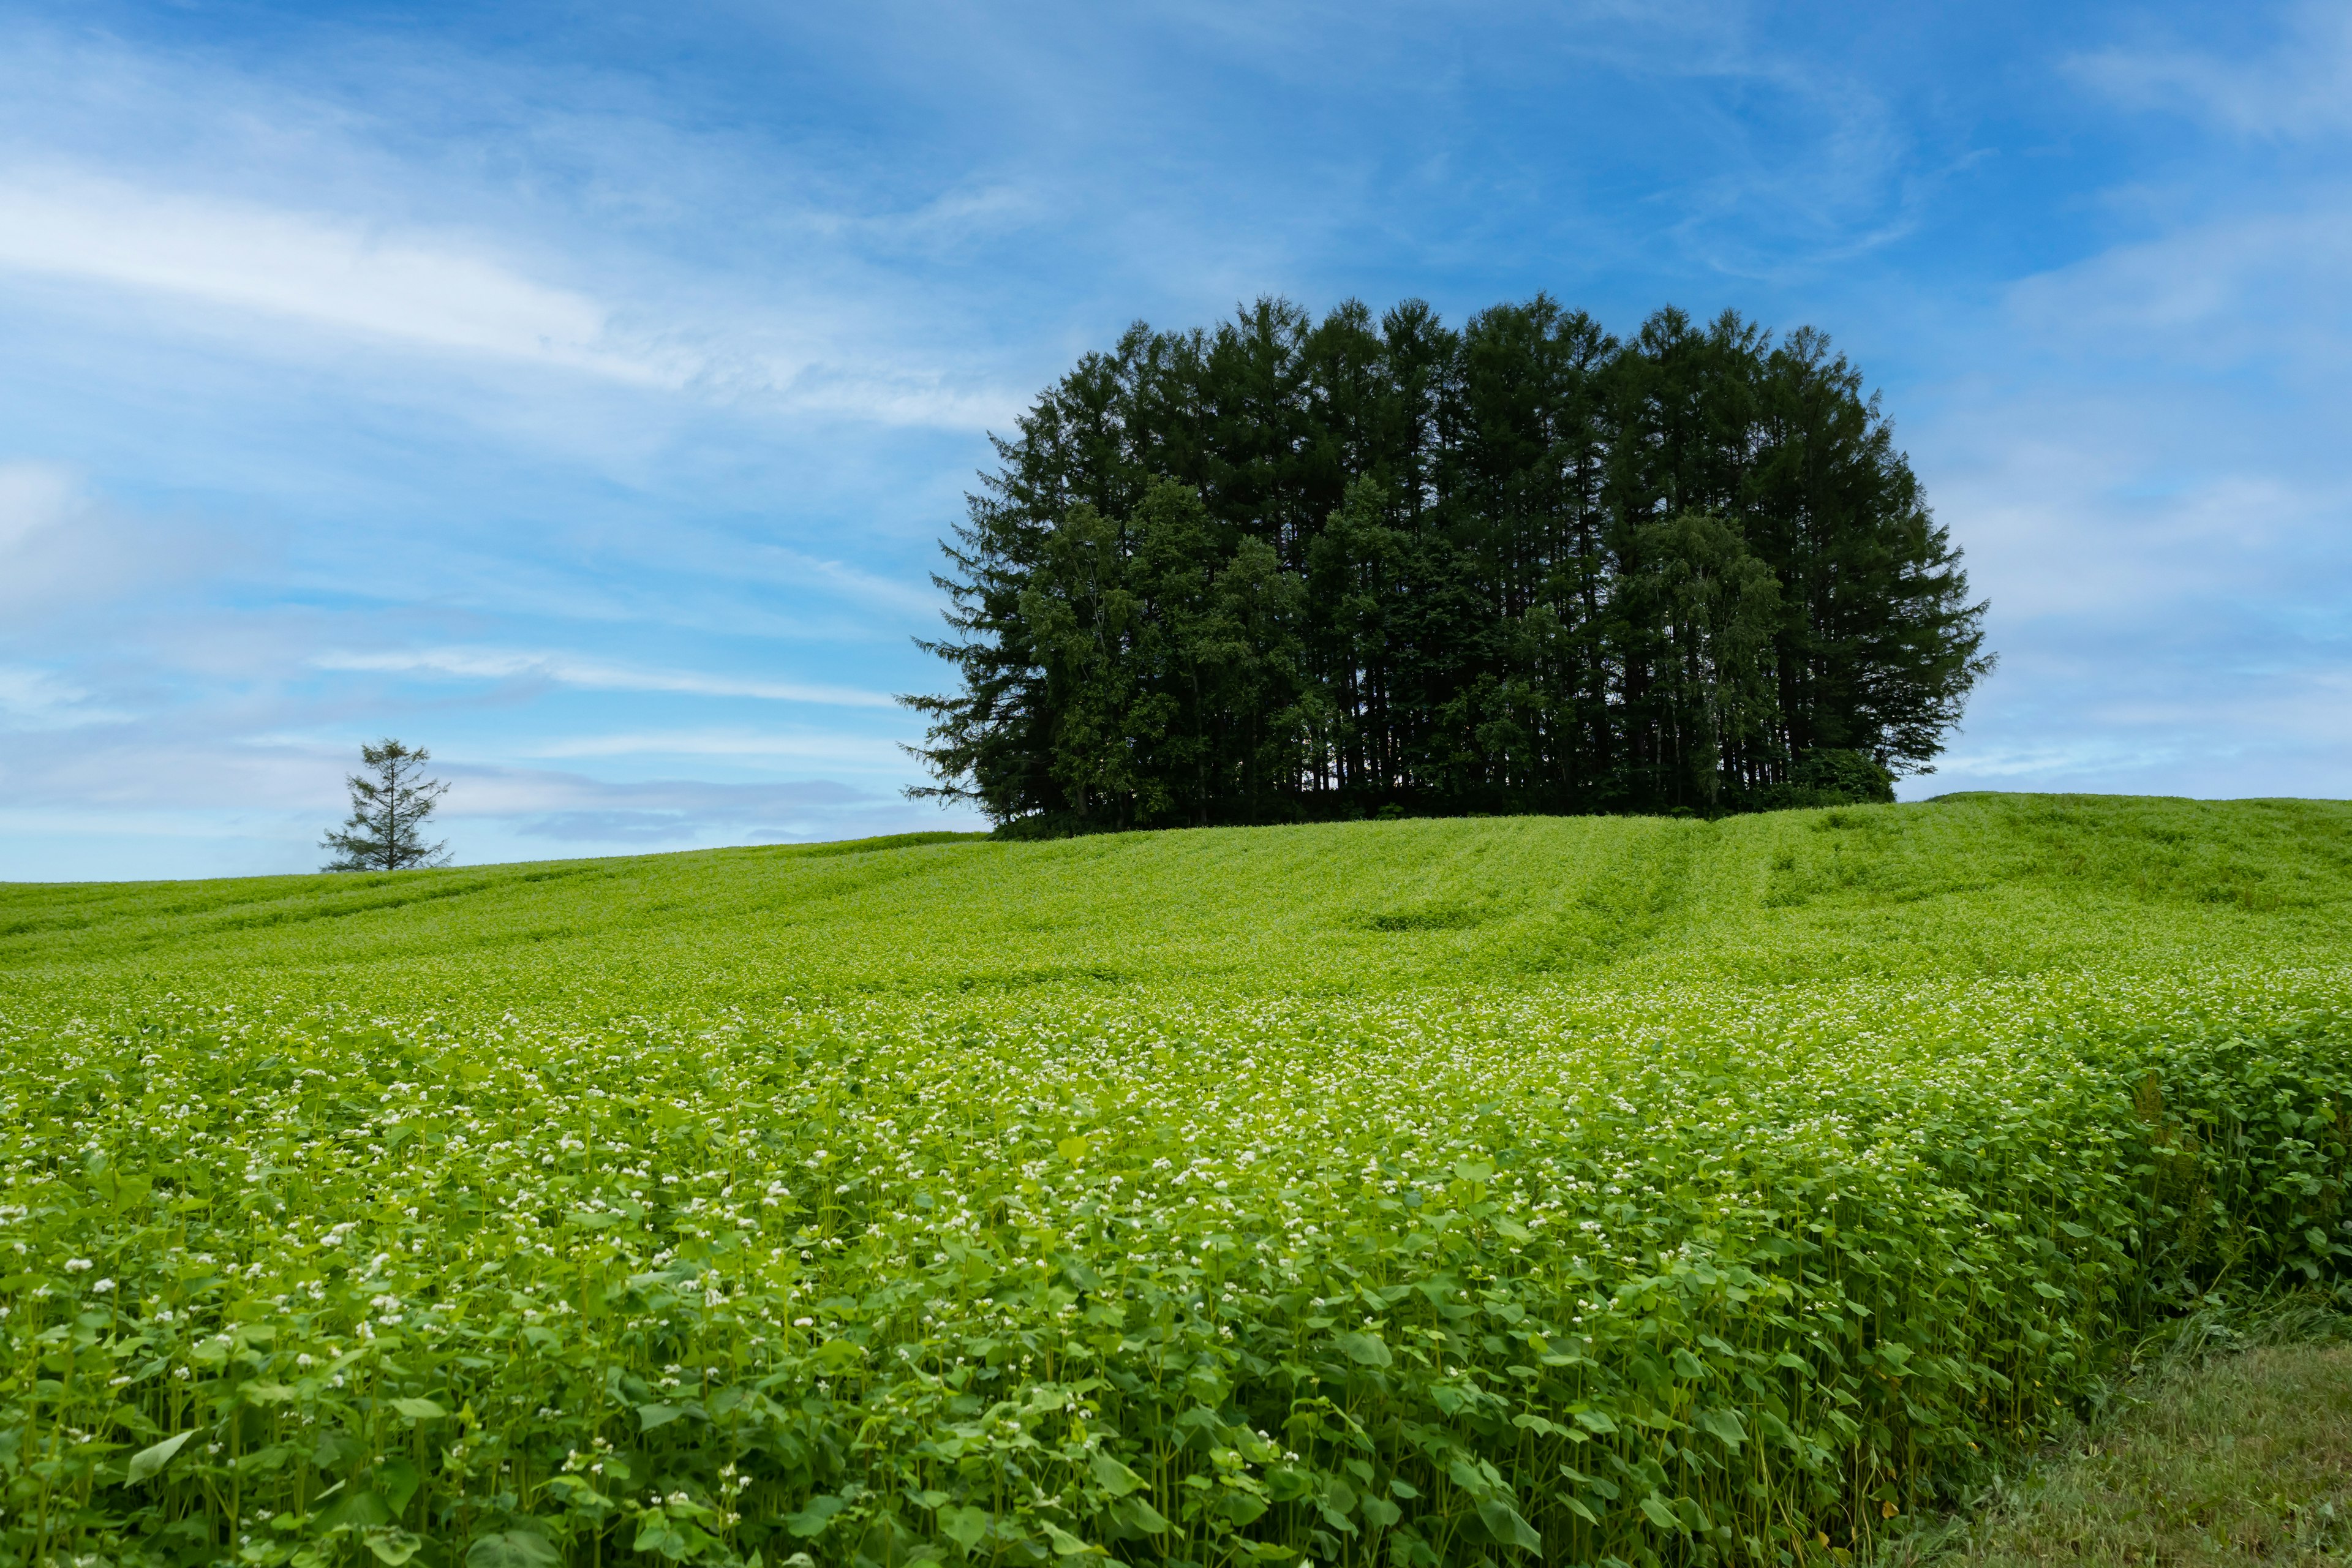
[907,297,1991,832]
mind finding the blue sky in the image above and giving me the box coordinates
[2,1,2347,878]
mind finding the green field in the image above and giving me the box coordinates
[6,794,2352,1568]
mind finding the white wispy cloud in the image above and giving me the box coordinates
[423,765,957,846]
[310,647,900,709]
[2006,205,2352,364]
[0,149,1022,429]
[1920,740,2185,783]
[747,548,949,619]
[0,665,129,729]
[0,167,690,385]
[521,729,911,766]
[2073,3,2352,138]
[0,459,77,553]
[0,459,241,619]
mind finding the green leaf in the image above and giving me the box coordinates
[1335,1331,1392,1366]
[1042,1522,1098,1556]
[633,1518,690,1560]
[545,1475,614,1512]
[939,1504,990,1549]
[1090,1451,1145,1496]
[785,1494,847,1539]
[1695,1408,1748,1449]
[637,1402,684,1431]
[362,1528,425,1567]
[127,1430,192,1483]
[812,1337,866,1371]
[387,1397,446,1422]
[1113,1494,1172,1534]
[1572,1408,1619,1435]
[375,1458,421,1516]
[1057,1136,1091,1163]
[1638,1493,1683,1532]
[1477,1498,1544,1553]
[467,1532,560,1568]
[322,1492,394,1531]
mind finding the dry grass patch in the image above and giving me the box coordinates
[1931,1329,2352,1567]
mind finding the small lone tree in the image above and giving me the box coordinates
[320,739,452,872]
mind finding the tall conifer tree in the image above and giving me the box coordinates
[320,740,453,872]
[905,296,1991,832]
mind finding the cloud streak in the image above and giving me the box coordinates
[0,168,685,384]
[0,666,127,729]
[2073,4,2352,138]
[309,647,902,710]
[519,729,913,767]
[415,765,943,848]
[0,460,243,622]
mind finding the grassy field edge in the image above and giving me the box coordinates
[1879,1298,2352,1568]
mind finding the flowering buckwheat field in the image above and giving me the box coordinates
[7,799,2352,1568]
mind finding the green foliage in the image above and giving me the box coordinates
[9,796,2351,1005]
[1929,1327,2352,1567]
[1742,751,1898,812]
[908,298,1991,829]
[321,741,452,874]
[4,799,2352,1566]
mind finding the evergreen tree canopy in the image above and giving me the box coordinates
[907,297,1990,832]
[320,739,453,871]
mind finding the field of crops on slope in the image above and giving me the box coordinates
[7,794,2352,1009]
[4,795,2352,1568]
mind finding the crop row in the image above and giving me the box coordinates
[3,969,2350,1568]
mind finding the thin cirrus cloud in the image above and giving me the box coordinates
[0,666,127,729]
[0,458,239,620]
[308,647,902,710]
[2004,206,2352,364]
[521,729,914,767]
[434,767,924,848]
[0,168,680,385]
[0,164,1020,430]
[2070,3,2352,137]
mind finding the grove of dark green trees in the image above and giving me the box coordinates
[905,296,1991,832]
